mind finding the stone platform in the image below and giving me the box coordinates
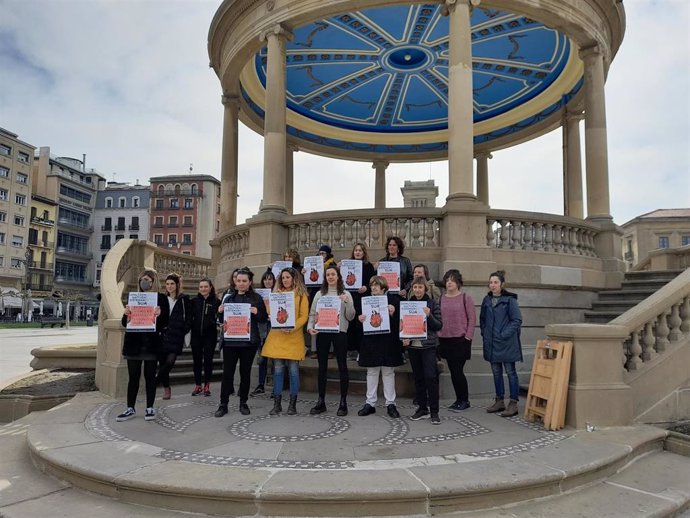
[7,386,688,517]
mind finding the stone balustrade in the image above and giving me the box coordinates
[487,210,600,256]
[633,245,690,272]
[218,224,250,259]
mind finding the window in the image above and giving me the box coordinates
[216,221,220,232]
[15,194,26,205]
[16,173,28,184]
[169,216,178,226]
[168,234,177,245]
[682,236,690,247]
[0,144,11,156]
[154,234,163,244]
[0,232,4,244]
[60,184,91,204]
[55,261,87,283]
[116,217,125,230]
[14,215,24,226]
[659,236,669,249]
[28,228,38,245]
[0,211,6,222]
[182,251,191,256]
[184,198,193,209]
[216,204,220,214]
[11,257,23,268]
[129,234,138,239]
[101,236,111,249]
[157,185,164,196]
[58,207,90,229]
[183,215,192,226]
[182,233,192,244]
[0,166,8,177]
[56,232,88,254]
[0,257,3,267]
[0,188,8,201]
[118,197,126,208]
[155,199,163,209]
[103,217,112,231]
[130,216,139,230]
[105,197,113,208]
[115,234,124,241]
[17,151,30,163]
[12,235,23,247]
[191,184,198,195]
[132,197,140,208]
[170,198,179,209]
[154,216,164,227]
[174,184,181,195]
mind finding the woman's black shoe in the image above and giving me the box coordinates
[310,398,327,415]
[358,404,376,416]
[214,405,228,418]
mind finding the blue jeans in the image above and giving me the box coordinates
[490,362,519,401]
[272,359,300,397]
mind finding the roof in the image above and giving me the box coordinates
[622,208,690,227]
[149,174,220,184]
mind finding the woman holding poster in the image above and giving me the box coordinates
[251,269,275,396]
[158,273,192,400]
[357,276,403,418]
[215,268,267,417]
[307,265,355,416]
[117,270,169,422]
[378,236,413,298]
[403,276,443,425]
[190,278,221,397]
[262,267,309,415]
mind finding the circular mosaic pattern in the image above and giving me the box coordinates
[229,413,351,443]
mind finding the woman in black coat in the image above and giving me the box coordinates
[190,278,221,397]
[158,273,192,400]
[340,242,377,357]
[118,269,169,422]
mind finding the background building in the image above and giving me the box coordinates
[93,181,151,287]
[32,147,106,301]
[0,128,34,296]
[26,194,57,298]
[149,174,220,258]
[400,179,438,208]
[621,209,690,270]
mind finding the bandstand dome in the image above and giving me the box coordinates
[209,0,625,162]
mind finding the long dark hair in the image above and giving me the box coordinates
[261,269,276,289]
[165,273,182,299]
[320,265,344,295]
[198,277,216,300]
[351,242,369,262]
[385,236,405,256]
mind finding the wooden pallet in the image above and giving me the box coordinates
[524,340,573,430]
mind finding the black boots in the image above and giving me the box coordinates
[310,397,327,415]
[270,395,282,415]
[337,397,348,417]
[287,396,298,415]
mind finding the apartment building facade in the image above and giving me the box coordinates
[149,174,221,258]
[26,194,58,297]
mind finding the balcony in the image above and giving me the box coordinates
[28,261,54,271]
[101,225,112,231]
[26,283,54,292]
[55,247,92,260]
[58,219,94,233]
[100,243,112,250]
[155,190,202,197]
[167,223,179,228]
[129,225,139,231]
[152,222,164,228]
[31,216,55,227]
[182,240,193,246]
[114,225,126,231]
[28,240,54,249]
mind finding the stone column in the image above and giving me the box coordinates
[373,159,389,209]
[286,144,297,215]
[220,95,239,231]
[580,46,612,221]
[475,152,492,205]
[260,25,292,214]
[446,0,476,202]
[564,110,584,219]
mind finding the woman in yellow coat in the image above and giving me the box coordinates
[262,267,309,415]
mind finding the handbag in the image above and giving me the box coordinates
[182,298,192,348]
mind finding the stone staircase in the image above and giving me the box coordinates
[584,270,684,324]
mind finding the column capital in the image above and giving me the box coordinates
[565,109,584,123]
[221,95,240,108]
[443,0,480,14]
[579,44,603,61]
[259,24,294,43]
[372,159,389,170]
[287,143,299,153]
[474,151,493,160]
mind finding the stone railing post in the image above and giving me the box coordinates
[545,323,632,428]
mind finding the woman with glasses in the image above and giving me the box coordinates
[261,267,309,415]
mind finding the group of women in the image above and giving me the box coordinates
[117,236,524,425]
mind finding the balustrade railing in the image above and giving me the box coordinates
[487,210,599,257]
[632,245,690,272]
[218,224,249,259]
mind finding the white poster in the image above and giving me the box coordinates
[314,295,342,333]
[340,259,363,291]
[255,288,271,315]
[126,292,158,332]
[223,303,251,341]
[303,255,324,286]
[361,295,391,335]
[399,301,427,340]
[269,292,296,329]
[377,261,401,293]
[271,260,294,281]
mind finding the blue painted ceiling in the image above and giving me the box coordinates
[242,4,580,155]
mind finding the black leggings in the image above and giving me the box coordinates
[192,333,217,385]
[316,332,349,398]
[439,337,470,404]
[157,352,177,388]
[126,359,157,408]
[220,345,257,405]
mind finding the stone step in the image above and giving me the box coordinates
[583,310,619,324]
[596,288,658,301]
[623,270,683,282]
[590,300,648,313]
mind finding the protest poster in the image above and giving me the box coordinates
[126,292,158,332]
[377,261,401,293]
[314,295,341,333]
[399,301,427,340]
[255,288,271,315]
[269,292,296,329]
[303,255,324,286]
[361,295,391,335]
[271,260,293,281]
[340,259,363,290]
[223,303,251,341]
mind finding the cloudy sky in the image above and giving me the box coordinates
[1,0,688,225]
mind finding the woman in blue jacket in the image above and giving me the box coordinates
[479,270,523,418]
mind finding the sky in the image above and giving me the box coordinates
[0,0,688,225]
